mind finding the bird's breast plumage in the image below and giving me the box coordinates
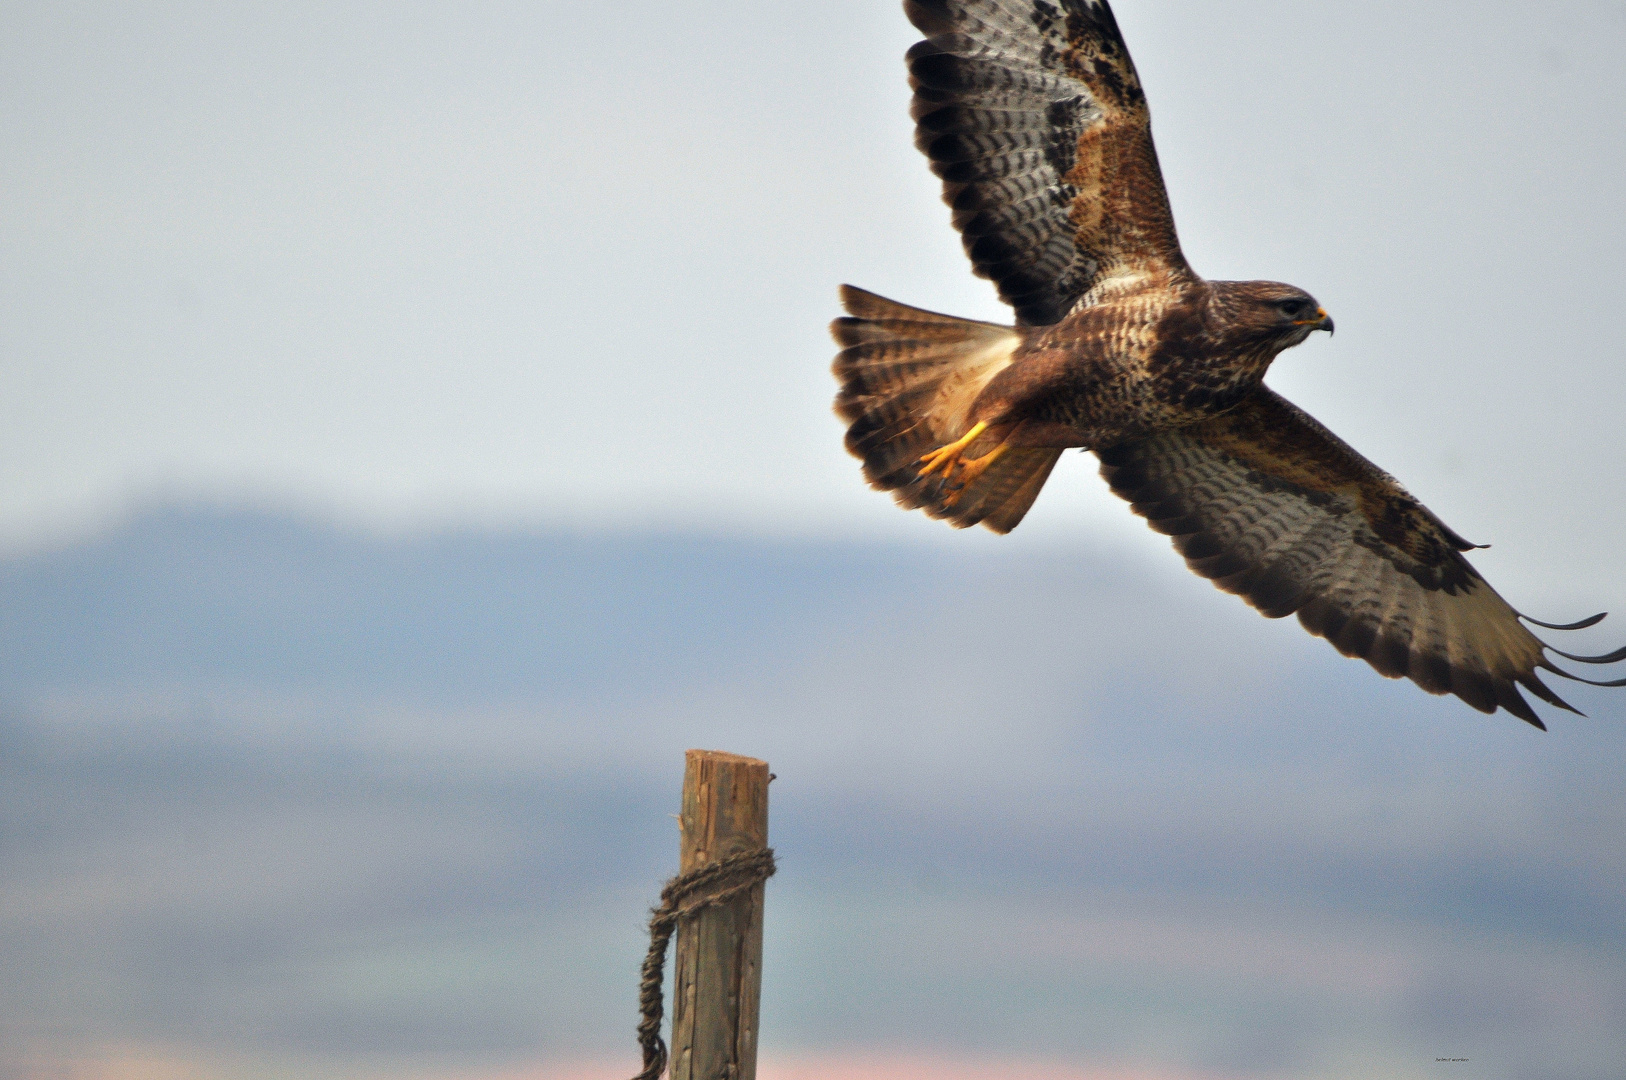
[972,282,1269,446]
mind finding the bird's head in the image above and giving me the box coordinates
[1216,278,1339,357]
[1213,281,1335,354]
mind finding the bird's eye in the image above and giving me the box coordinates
[1279,300,1305,317]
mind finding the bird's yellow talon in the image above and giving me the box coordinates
[921,422,1007,508]
[917,447,959,480]
[942,479,972,508]
[941,444,1008,506]
[918,421,989,482]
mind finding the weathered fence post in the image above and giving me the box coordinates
[671,749,771,1080]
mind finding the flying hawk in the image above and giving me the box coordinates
[831,0,1624,727]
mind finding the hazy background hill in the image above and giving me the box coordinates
[4,505,1623,1080]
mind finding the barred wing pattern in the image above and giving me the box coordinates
[1097,390,1626,727]
[906,0,1189,325]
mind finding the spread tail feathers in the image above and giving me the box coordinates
[831,284,1059,533]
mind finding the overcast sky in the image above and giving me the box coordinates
[4,0,1625,585]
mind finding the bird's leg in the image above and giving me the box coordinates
[941,442,1009,507]
[919,421,1012,507]
[917,421,989,481]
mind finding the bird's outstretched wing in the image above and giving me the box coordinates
[1096,389,1626,727]
[906,0,1188,326]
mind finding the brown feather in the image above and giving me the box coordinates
[1097,389,1618,727]
[831,286,1060,532]
[828,2,1621,726]
[905,0,1189,325]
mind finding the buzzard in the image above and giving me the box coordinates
[831,0,1624,727]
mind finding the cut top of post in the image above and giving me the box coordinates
[680,749,770,874]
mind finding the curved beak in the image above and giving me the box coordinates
[1293,306,1334,335]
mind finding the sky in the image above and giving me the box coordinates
[3,0,1625,577]
[3,2,1626,1079]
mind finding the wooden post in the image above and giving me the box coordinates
[671,749,770,1080]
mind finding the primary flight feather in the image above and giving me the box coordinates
[831,0,1624,728]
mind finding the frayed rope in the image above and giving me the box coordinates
[632,847,777,1080]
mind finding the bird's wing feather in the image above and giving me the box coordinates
[1096,388,1623,727]
[906,0,1189,325]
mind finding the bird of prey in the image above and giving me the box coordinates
[830,0,1624,727]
